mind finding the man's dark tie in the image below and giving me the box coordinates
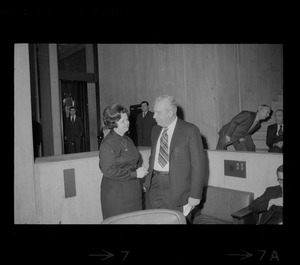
[158,128,169,168]
[278,125,283,137]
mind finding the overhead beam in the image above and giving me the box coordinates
[58,44,85,60]
[59,71,95,82]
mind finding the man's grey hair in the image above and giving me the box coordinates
[257,104,271,112]
[155,94,177,113]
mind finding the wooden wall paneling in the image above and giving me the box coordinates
[98,44,139,112]
[239,44,283,112]
[147,44,185,110]
[99,44,186,112]
[239,44,269,111]
[214,44,240,134]
[184,44,218,149]
[135,44,160,109]
[97,44,283,150]
[124,44,139,107]
[98,44,116,113]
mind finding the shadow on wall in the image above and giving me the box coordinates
[177,105,209,150]
[177,105,184,121]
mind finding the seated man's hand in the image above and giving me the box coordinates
[268,197,283,210]
[239,137,245,142]
[276,141,283,148]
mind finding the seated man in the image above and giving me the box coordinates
[249,165,283,224]
[266,109,283,153]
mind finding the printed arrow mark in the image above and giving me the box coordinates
[227,249,253,260]
[90,249,115,260]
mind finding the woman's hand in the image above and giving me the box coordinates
[136,167,148,178]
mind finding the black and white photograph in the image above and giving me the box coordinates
[7,8,291,263]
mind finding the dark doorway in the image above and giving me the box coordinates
[61,80,90,154]
[128,104,142,146]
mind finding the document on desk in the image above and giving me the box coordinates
[183,204,193,216]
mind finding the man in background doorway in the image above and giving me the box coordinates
[266,109,283,153]
[216,104,271,151]
[136,100,156,146]
[65,107,84,153]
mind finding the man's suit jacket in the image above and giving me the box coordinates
[218,111,261,146]
[144,118,206,207]
[250,185,283,224]
[136,111,156,146]
[266,123,283,150]
[66,116,84,139]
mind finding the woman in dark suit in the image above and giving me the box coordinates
[99,103,148,219]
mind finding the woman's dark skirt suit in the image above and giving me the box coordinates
[99,130,143,219]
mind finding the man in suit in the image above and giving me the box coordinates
[216,104,271,151]
[65,107,84,153]
[136,101,157,146]
[144,95,206,219]
[266,109,283,153]
[249,165,283,224]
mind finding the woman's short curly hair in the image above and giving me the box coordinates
[103,103,128,129]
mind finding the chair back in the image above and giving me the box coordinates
[101,209,186,224]
[199,186,254,223]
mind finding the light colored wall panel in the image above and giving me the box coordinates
[33,149,282,223]
[207,150,283,198]
[14,44,37,224]
[34,153,102,224]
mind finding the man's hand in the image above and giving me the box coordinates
[183,197,200,216]
[275,141,283,148]
[225,135,231,143]
[239,137,245,142]
[136,167,148,179]
[268,197,283,210]
[183,203,194,216]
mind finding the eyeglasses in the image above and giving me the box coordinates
[277,178,283,182]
